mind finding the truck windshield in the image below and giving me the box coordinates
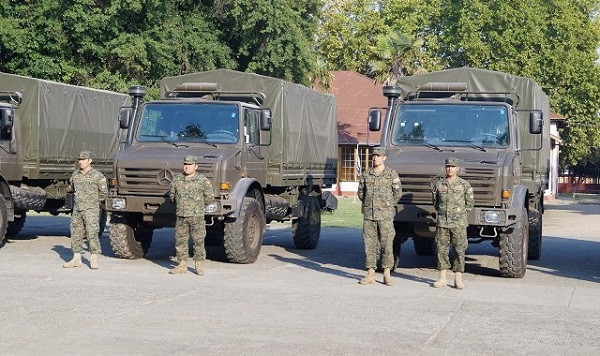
[136,103,239,144]
[391,104,509,148]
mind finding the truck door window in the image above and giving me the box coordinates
[244,109,260,145]
[136,103,239,143]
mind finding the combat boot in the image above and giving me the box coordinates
[194,260,204,276]
[168,260,188,274]
[63,253,83,268]
[383,268,393,286]
[359,268,376,285]
[454,272,464,290]
[90,254,99,270]
[433,270,448,288]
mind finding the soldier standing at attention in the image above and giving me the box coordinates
[63,151,107,270]
[169,155,214,275]
[432,157,474,289]
[357,146,402,286]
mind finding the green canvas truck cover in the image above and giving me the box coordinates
[0,72,129,178]
[395,68,550,179]
[160,69,338,183]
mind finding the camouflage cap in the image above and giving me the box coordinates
[372,146,386,156]
[183,155,198,165]
[445,157,459,166]
[78,151,92,159]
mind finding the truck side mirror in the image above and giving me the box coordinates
[0,108,14,128]
[368,109,381,131]
[529,111,543,134]
[260,109,272,131]
[119,107,133,129]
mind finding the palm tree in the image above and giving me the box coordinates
[309,57,333,92]
[368,30,426,84]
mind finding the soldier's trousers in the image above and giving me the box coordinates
[174,216,206,262]
[435,226,468,272]
[363,218,394,269]
[70,208,101,254]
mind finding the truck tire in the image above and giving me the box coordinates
[499,207,529,278]
[0,195,7,246]
[528,208,542,260]
[413,237,435,256]
[224,197,264,263]
[292,196,321,249]
[6,212,26,236]
[10,186,47,211]
[109,215,153,259]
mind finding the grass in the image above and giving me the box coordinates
[322,196,364,228]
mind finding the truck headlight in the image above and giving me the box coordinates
[204,202,218,213]
[110,198,126,210]
[483,210,501,223]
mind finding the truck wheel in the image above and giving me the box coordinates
[292,196,321,249]
[499,207,529,278]
[223,197,264,263]
[413,237,435,256]
[109,215,153,259]
[528,208,542,260]
[6,211,26,236]
[0,195,7,246]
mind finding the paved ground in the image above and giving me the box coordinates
[0,197,599,355]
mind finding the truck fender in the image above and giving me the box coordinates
[506,185,528,225]
[0,176,14,222]
[508,185,528,209]
[229,178,264,218]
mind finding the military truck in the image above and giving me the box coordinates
[0,72,129,246]
[106,69,338,263]
[368,68,549,277]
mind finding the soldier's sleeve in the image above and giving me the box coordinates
[432,180,438,207]
[357,174,365,201]
[464,180,474,212]
[97,172,108,202]
[392,171,402,202]
[169,179,177,202]
[202,177,214,205]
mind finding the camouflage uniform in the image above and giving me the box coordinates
[433,172,474,273]
[358,164,402,270]
[169,169,214,262]
[69,163,107,255]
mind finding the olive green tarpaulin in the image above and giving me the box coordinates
[161,69,338,183]
[0,72,129,178]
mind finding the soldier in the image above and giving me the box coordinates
[168,155,214,275]
[63,151,107,270]
[432,157,474,289]
[357,146,402,286]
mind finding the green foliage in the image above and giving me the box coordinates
[321,197,363,228]
[215,0,322,85]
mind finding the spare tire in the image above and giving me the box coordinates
[10,186,47,211]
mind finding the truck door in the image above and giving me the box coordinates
[0,107,22,180]
[243,108,267,183]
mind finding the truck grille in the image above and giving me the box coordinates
[399,167,499,206]
[117,163,214,195]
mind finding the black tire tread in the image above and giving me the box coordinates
[109,215,144,259]
[10,186,46,211]
[223,198,264,264]
[528,208,542,260]
[499,208,529,278]
[292,196,321,250]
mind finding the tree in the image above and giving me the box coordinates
[368,30,425,84]
[214,0,322,85]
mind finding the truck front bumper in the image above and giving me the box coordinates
[395,204,525,227]
[106,194,237,217]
